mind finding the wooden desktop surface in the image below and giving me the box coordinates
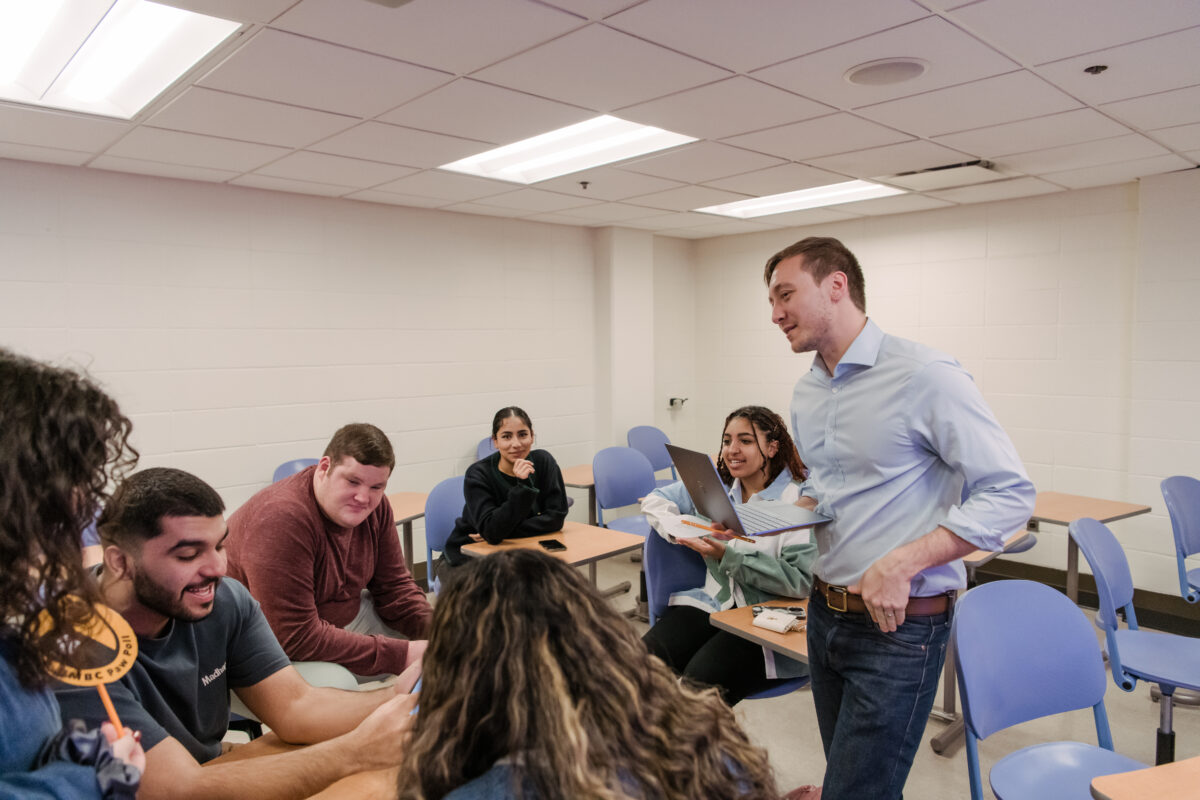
[386,491,427,567]
[1091,755,1200,800]
[212,733,398,800]
[709,599,809,663]
[560,464,594,488]
[460,520,642,566]
[1033,491,1151,525]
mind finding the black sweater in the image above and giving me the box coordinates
[443,449,569,565]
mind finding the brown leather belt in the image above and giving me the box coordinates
[813,577,952,617]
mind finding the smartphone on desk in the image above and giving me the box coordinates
[752,605,805,619]
[539,539,567,552]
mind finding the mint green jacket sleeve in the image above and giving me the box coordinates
[717,534,818,601]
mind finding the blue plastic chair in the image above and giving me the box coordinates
[476,436,497,461]
[643,528,809,700]
[954,580,1145,799]
[627,425,676,489]
[424,476,466,595]
[1161,476,1200,604]
[1070,517,1200,764]
[272,458,317,483]
[592,447,655,537]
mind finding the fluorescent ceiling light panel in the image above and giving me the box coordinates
[696,180,906,218]
[439,115,698,184]
[0,0,240,119]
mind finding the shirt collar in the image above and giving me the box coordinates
[813,318,882,380]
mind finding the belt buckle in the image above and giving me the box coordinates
[827,584,848,613]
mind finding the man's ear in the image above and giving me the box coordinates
[102,544,132,579]
[826,270,849,302]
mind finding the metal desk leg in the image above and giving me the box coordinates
[400,521,414,568]
[588,487,597,526]
[930,640,965,755]
[1066,536,1079,604]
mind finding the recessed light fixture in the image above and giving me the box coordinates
[845,58,929,86]
[439,115,697,184]
[0,0,241,119]
[695,180,906,219]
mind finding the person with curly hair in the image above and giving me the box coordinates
[0,347,145,798]
[398,549,780,800]
[641,405,818,705]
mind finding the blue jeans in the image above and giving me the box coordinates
[807,590,951,800]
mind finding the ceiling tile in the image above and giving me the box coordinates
[546,202,673,222]
[669,219,780,236]
[1101,85,1200,131]
[104,128,289,171]
[833,193,954,216]
[999,134,1169,175]
[89,155,239,183]
[0,143,91,166]
[606,0,928,73]
[618,142,784,183]
[156,0,296,24]
[254,152,417,188]
[342,190,453,208]
[273,0,584,75]
[370,170,515,202]
[704,163,850,196]
[927,176,1062,203]
[439,201,529,218]
[625,184,752,212]
[378,79,592,145]
[1041,154,1193,190]
[617,77,832,140]
[231,174,355,196]
[753,17,1017,110]
[856,71,1081,137]
[1033,27,1200,105]
[1152,123,1200,152]
[723,113,912,161]
[745,207,862,227]
[524,211,607,227]
[473,24,729,112]
[933,108,1133,157]
[538,0,642,19]
[469,188,598,212]
[949,0,1200,65]
[808,140,974,179]
[197,29,452,118]
[147,88,357,148]
[617,211,717,230]
[533,166,684,201]
[310,122,486,168]
[0,105,128,152]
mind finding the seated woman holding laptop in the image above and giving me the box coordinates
[641,405,818,705]
[397,549,779,800]
[441,407,569,569]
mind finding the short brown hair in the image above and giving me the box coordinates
[764,236,866,312]
[323,423,395,470]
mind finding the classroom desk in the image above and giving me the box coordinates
[212,733,398,799]
[460,520,643,586]
[709,599,809,663]
[386,492,427,569]
[1090,755,1200,799]
[561,464,596,525]
[1033,491,1151,604]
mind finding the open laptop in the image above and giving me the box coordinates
[665,443,830,536]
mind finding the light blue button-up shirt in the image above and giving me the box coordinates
[790,319,1035,595]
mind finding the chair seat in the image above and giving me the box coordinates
[1113,628,1200,690]
[747,675,810,700]
[990,741,1146,799]
[605,515,652,538]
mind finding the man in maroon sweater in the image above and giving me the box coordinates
[226,423,431,678]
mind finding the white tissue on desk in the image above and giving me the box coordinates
[752,609,802,633]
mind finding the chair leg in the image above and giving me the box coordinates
[1151,685,1200,706]
[1156,688,1176,765]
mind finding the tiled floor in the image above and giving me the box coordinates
[592,551,1200,799]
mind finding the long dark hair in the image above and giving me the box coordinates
[399,550,779,800]
[0,349,138,688]
[715,406,805,489]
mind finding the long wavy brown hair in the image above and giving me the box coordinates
[398,549,780,800]
[0,349,137,688]
[716,405,806,490]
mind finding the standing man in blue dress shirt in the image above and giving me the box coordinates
[764,237,1035,800]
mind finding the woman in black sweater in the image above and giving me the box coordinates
[443,407,568,566]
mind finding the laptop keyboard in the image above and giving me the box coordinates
[735,504,790,535]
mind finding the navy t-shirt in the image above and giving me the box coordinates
[56,578,290,763]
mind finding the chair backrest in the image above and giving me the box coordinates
[476,436,497,461]
[954,580,1111,742]
[627,426,675,476]
[644,530,707,625]
[425,476,466,576]
[1162,476,1200,602]
[1069,517,1137,632]
[273,458,318,483]
[592,447,657,526]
